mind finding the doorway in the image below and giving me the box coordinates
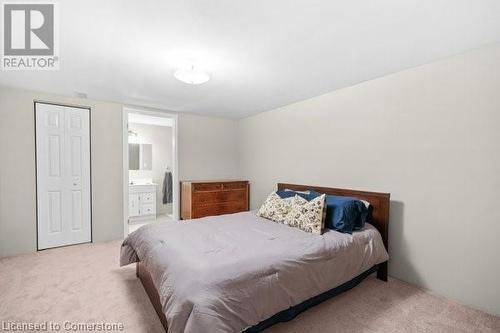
[122,107,179,236]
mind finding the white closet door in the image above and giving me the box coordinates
[36,103,91,250]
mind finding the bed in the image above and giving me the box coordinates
[120,183,390,332]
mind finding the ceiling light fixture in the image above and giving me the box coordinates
[174,65,210,85]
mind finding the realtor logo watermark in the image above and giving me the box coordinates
[1,2,59,70]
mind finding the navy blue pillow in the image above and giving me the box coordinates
[324,196,368,234]
[276,189,321,201]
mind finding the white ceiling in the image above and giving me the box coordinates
[1,0,499,118]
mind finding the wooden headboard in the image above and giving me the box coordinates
[277,183,391,252]
[278,183,390,281]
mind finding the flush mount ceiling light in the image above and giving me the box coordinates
[174,65,210,85]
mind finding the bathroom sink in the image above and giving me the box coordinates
[129,180,157,186]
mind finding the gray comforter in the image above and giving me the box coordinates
[120,211,388,333]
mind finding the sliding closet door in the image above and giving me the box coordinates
[36,102,91,250]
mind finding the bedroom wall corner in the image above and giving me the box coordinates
[0,86,241,258]
[236,43,500,316]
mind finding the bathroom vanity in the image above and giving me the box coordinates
[129,183,157,223]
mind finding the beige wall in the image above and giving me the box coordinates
[178,113,238,180]
[0,88,124,257]
[237,44,500,316]
[0,87,239,258]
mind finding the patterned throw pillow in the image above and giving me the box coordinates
[257,192,294,223]
[284,194,326,234]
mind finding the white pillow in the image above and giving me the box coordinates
[257,192,294,223]
[284,194,326,234]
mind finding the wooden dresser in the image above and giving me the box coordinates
[181,180,249,220]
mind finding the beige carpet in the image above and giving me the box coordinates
[1,241,499,333]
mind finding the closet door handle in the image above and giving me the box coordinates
[72,177,81,187]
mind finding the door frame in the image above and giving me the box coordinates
[122,107,179,237]
[34,101,93,250]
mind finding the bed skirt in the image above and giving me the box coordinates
[244,264,380,332]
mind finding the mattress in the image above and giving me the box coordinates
[120,211,389,333]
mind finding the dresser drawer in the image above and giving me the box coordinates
[140,192,155,204]
[140,204,155,216]
[192,182,248,192]
[221,182,247,190]
[193,201,248,218]
[192,183,224,191]
[193,189,246,204]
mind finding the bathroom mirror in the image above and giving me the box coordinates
[129,143,152,170]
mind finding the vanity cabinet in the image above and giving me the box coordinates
[129,184,157,223]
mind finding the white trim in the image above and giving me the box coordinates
[128,113,173,127]
[122,107,179,238]
[122,110,128,237]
